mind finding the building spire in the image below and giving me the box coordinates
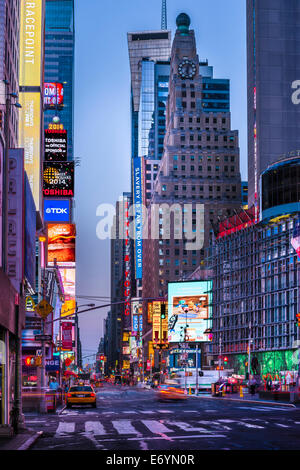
[161,0,167,30]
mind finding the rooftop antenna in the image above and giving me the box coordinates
[161,0,167,30]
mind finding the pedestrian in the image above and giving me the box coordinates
[49,377,59,391]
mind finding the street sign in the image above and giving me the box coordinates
[35,299,53,319]
[34,334,52,342]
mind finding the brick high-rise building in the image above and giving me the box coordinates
[143,13,242,301]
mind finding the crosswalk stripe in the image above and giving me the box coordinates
[141,420,174,434]
[112,420,141,435]
[141,411,155,414]
[85,421,106,435]
[168,421,211,433]
[55,422,75,435]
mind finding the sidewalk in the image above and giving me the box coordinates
[0,428,42,451]
[192,392,298,407]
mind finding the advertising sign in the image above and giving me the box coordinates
[45,357,60,372]
[44,82,64,109]
[291,215,300,260]
[61,322,73,350]
[131,300,142,336]
[19,92,42,210]
[42,162,74,198]
[133,157,144,279]
[122,197,131,331]
[7,150,24,292]
[44,199,70,223]
[47,223,76,265]
[168,281,212,343]
[61,299,76,318]
[59,268,75,298]
[44,129,67,161]
[24,174,36,290]
[19,0,43,87]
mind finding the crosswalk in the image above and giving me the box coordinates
[51,416,274,440]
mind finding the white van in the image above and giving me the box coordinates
[172,369,233,392]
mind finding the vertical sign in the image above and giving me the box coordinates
[133,157,144,279]
[7,149,25,292]
[61,322,72,350]
[123,197,131,330]
[19,0,44,212]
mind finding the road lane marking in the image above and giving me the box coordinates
[167,421,212,433]
[55,422,75,436]
[100,434,226,442]
[122,411,137,414]
[237,406,291,412]
[85,421,106,435]
[159,410,173,414]
[275,424,289,428]
[112,420,141,435]
[141,411,155,414]
[141,420,174,434]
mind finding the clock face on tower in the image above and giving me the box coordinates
[178,59,196,79]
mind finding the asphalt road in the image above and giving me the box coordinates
[25,384,300,450]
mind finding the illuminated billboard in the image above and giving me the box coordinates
[19,0,43,87]
[132,157,144,279]
[44,199,70,223]
[61,299,76,318]
[59,268,75,299]
[168,281,212,343]
[19,92,42,210]
[44,129,67,161]
[47,223,76,266]
[131,300,143,336]
[43,162,74,197]
[44,82,64,109]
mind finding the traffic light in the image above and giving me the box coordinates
[161,304,166,319]
[296,313,300,327]
[223,356,228,366]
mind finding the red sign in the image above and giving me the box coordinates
[61,322,73,350]
[123,198,131,330]
[44,82,64,108]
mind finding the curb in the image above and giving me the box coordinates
[190,394,296,408]
[17,431,43,451]
[57,405,67,415]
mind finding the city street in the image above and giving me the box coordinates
[25,384,300,451]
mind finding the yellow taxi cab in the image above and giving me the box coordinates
[156,379,187,401]
[66,384,97,408]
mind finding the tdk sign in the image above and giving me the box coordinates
[44,200,70,222]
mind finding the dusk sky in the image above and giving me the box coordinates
[74,0,247,361]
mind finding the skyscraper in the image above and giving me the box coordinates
[127,30,171,160]
[44,0,75,160]
[247,0,300,207]
[143,13,242,300]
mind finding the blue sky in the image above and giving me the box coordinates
[74,0,247,359]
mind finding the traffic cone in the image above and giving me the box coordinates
[240,385,243,397]
[189,386,191,395]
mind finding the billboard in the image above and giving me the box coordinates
[131,300,143,336]
[47,223,76,265]
[44,129,67,161]
[61,299,76,318]
[24,173,36,290]
[19,0,43,87]
[42,162,74,198]
[59,268,75,299]
[44,199,70,223]
[61,322,73,350]
[132,157,144,279]
[19,92,42,210]
[168,281,212,343]
[122,196,131,331]
[44,82,64,109]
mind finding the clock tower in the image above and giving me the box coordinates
[143,13,242,300]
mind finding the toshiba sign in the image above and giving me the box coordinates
[44,199,70,222]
